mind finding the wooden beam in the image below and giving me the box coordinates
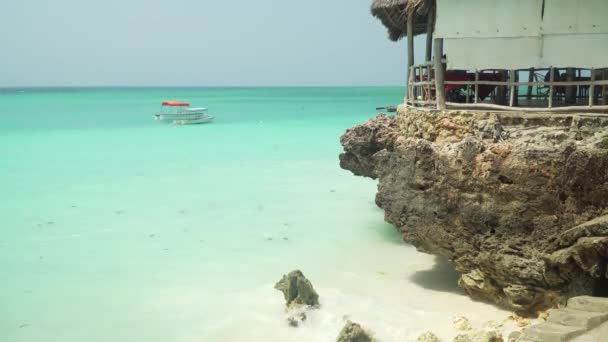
[409,99,437,106]
[443,80,608,87]
[433,38,446,110]
[445,102,608,113]
[425,6,435,62]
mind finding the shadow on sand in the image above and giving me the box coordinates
[410,256,465,295]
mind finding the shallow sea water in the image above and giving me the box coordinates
[0,87,511,341]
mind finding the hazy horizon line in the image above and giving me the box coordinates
[0,84,406,89]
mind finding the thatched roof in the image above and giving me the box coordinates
[371,0,435,41]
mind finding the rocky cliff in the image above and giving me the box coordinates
[340,107,608,313]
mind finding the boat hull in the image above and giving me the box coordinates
[173,116,214,125]
[154,113,207,121]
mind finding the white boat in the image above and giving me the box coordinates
[154,101,214,124]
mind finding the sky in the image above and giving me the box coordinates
[0,0,426,87]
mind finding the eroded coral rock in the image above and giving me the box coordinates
[417,331,442,342]
[453,329,503,342]
[339,113,398,179]
[274,270,319,307]
[506,331,521,342]
[340,108,608,313]
[453,316,473,331]
[336,320,374,342]
[509,313,531,328]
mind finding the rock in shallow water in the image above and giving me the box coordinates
[274,270,319,307]
[336,320,374,342]
[340,109,608,313]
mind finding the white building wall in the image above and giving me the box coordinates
[541,0,608,68]
[443,38,539,70]
[435,0,608,70]
[542,0,606,35]
[435,0,543,39]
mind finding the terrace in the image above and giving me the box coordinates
[372,0,608,112]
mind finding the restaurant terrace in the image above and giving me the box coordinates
[372,0,608,112]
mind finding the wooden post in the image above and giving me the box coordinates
[589,68,595,107]
[407,11,415,69]
[497,70,508,105]
[548,67,555,109]
[428,64,433,101]
[413,65,417,102]
[509,70,515,107]
[433,38,446,110]
[514,70,519,107]
[565,67,576,104]
[425,6,435,62]
[474,70,479,104]
[407,65,415,103]
[406,10,415,104]
[418,66,422,101]
[527,68,534,100]
[603,70,608,105]
[406,65,410,103]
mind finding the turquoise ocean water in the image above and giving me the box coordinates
[0,87,507,342]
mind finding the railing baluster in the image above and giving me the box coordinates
[474,70,479,104]
[548,67,554,109]
[418,65,423,102]
[590,68,595,107]
[427,64,432,102]
[527,68,534,100]
[509,70,515,107]
[408,65,415,104]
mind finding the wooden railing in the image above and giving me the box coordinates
[407,64,608,112]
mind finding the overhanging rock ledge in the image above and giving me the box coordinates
[340,107,608,313]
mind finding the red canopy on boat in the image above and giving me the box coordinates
[162,101,190,107]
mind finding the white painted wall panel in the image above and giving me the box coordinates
[436,0,542,39]
[542,0,608,35]
[445,37,541,70]
[542,34,608,68]
[436,0,608,69]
